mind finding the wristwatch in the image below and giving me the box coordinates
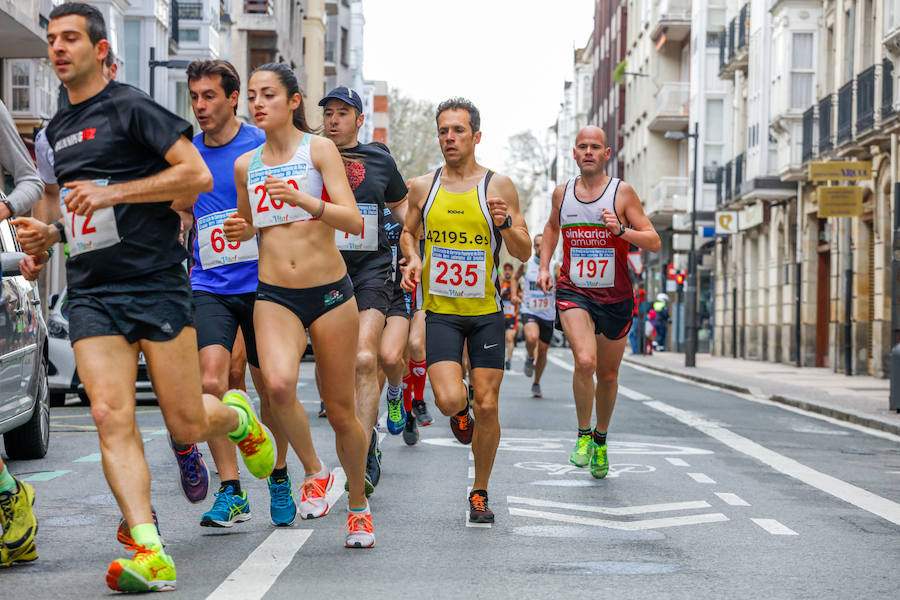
[615,223,627,237]
[498,214,512,230]
[52,220,67,243]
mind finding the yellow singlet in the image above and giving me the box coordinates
[422,168,502,316]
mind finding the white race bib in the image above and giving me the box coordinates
[503,301,516,316]
[428,246,486,299]
[248,163,313,228]
[197,209,259,269]
[335,203,378,251]
[60,179,120,256]
[569,248,615,288]
[525,294,553,312]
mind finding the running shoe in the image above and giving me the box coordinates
[589,443,610,479]
[0,478,37,566]
[106,542,175,593]
[224,389,275,479]
[346,431,378,496]
[569,434,594,468]
[450,410,475,445]
[343,507,375,548]
[268,473,296,526]
[504,359,511,371]
[168,434,209,504]
[403,411,419,446]
[299,469,334,520]
[117,508,163,547]
[531,383,542,398]
[385,389,407,435]
[412,399,434,426]
[318,401,327,418]
[201,485,251,528]
[523,356,535,378]
[468,489,494,523]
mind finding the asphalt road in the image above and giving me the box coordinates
[4,347,900,599]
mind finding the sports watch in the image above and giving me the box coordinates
[498,214,512,230]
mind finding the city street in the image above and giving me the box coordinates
[4,348,900,599]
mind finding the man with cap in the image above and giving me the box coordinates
[319,87,408,493]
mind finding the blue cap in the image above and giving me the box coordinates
[318,86,364,113]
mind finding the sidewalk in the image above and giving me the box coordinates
[622,351,900,436]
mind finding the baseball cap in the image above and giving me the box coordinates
[318,86,363,113]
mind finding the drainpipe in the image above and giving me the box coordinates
[796,181,803,366]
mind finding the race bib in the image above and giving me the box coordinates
[525,294,553,312]
[248,163,313,228]
[569,248,615,288]
[503,301,516,316]
[390,245,398,280]
[197,209,259,269]
[60,179,120,256]
[428,246,486,299]
[335,203,378,251]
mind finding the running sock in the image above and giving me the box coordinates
[456,406,470,417]
[220,479,241,495]
[270,466,288,481]
[578,427,592,438]
[131,522,164,552]
[408,359,427,401]
[173,442,194,453]
[401,382,413,413]
[349,503,369,514]
[0,465,16,494]
[592,429,607,446]
[386,384,401,401]
[229,405,251,440]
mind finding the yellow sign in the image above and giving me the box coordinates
[808,161,872,181]
[715,211,738,235]
[818,186,863,217]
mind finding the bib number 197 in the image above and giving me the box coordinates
[569,247,615,288]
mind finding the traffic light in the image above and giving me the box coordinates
[675,272,685,286]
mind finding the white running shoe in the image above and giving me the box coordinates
[299,469,334,519]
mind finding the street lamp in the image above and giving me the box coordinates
[148,47,191,101]
[664,123,700,368]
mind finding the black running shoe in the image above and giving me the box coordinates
[504,359,511,371]
[468,489,494,523]
[450,410,475,445]
[365,429,381,488]
[402,412,419,446]
[412,399,433,426]
[318,402,327,418]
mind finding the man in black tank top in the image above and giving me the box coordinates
[537,126,660,481]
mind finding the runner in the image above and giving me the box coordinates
[181,59,295,527]
[400,97,531,523]
[223,63,374,547]
[499,262,518,370]
[400,235,434,432]
[537,125,660,479]
[517,234,557,398]
[13,4,275,591]
[319,87,408,490]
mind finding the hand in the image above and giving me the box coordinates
[486,196,509,227]
[0,202,11,221]
[223,212,249,242]
[19,254,46,281]
[601,208,623,236]
[401,255,422,292]
[537,269,553,293]
[10,217,54,256]
[63,180,118,217]
[397,256,408,276]
[266,175,302,207]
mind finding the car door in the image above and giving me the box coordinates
[0,219,26,422]
[3,221,41,404]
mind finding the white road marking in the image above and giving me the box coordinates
[715,492,750,506]
[468,466,475,479]
[646,400,900,527]
[207,529,314,599]
[508,507,728,530]
[545,353,573,372]
[687,472,716,484]
[507,496,711,516]
[325,467,347,510]
[666,457,689,467]
[545,352,648,400]
[751,518,798,536]
[465,512,492,528]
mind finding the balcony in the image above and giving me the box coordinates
[650,0,692,46]
[737,3,748,51]
[179,1,203,19]
[646,177,689,221]
[856,66,876,134]
[648,82,690,132]
[801,105,816,162]
[715,166,724,206]
[836,81,853,144]
[724,160,733,204]
[0,0,46,58]
[733,153,744,197]
[245,0,272,14]
[240,0,276,32]
[718,7,749,79]
[884,59,896,120]
[818,95,833,153]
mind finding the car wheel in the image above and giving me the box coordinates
[4,356,51,460]
[50,390,67,407]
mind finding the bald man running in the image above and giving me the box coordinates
[538,126,660,479]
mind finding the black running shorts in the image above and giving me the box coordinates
[256,275,354,327]
[425,311,505,370]
[193,291,259,368]
[352,276,392,315]
[555,288,633,340]
[386,284,412,319]
[522,313,554,344]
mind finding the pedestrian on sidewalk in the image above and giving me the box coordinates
[629,288,645,355]
[653,293,669,351]
[645,309,657,355]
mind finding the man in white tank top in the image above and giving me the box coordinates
[537,126,660,479]
[516,233,557,398]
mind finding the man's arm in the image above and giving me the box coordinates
[537,185,564,292]
[0,101,43,219]
[33,183,62,223]
[611,182,660,253]
[487,174,530,262]
[399,175,429,291]
[387,197,407,228]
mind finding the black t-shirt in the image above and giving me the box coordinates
[46,81,192,289]
[339,143,407,284]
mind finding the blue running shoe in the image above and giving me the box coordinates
[385,388,406,435]
[200,485,251,528]
[168,434,209,504]
[267,473,296,526]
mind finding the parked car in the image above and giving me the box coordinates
[0,225,50,459]
[47,287,154,405]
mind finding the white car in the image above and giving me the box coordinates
[47,287,155,405]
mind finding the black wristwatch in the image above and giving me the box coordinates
[614,223,627,237]
[498,214,512,230]
[52,220,67,243]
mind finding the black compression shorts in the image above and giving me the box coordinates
[351,276,392,314]
[256,275,354,327]
[386,285,412,319]
[555,288,633,340]
[193,291,259,368]
[425,311,505,370]
[522,313,554,344]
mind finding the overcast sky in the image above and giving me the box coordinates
[362,0,594,171]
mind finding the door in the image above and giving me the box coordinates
[816,248,830,367]
[0,220,27,422]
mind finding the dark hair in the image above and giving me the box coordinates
[49,2,107,45]
[186,60,241,98]
[435,97,480,133]
[503,263,513,270]
[250,62,311,133]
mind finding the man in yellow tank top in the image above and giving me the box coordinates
[401,98,531,524]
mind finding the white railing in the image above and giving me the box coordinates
[656,0,691,20]
[647,176,689,215]
[655,81,690,118]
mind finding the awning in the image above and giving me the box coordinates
[0,7,47,59]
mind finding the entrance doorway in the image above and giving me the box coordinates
[815,219,830,367]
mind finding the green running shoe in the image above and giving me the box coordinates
[569,434,593,468]
[106,543,176,592]
[224,390,275,479]
[0,478,38,566]
[589,443,609,479]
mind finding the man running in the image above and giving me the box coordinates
[499,263,518,370]
[401,97,530,523]
[320,87,407,491]
[182,59,294,527]
[538,126,659,479]
[517,234,557,398]
[14,4,273,591]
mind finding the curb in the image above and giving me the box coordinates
[622,356,900,437]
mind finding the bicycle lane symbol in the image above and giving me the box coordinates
[514,461,656,479]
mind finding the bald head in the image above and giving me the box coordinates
[575,126,607,147]
[573,126,610,176]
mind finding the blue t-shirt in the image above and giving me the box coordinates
[190,124,266,295]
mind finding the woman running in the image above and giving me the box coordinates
[223,63,373,548]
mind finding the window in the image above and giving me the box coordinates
[9,61,30,113]
[704,99,724,167]
[791,32,814,109]
[340,27,349,67]
[179,29,200,42]
[124,20,141,88]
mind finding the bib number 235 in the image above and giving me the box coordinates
[429,246,486,299]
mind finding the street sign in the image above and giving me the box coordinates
[628,251,644,275]
[818,186,863,217]
[808,161,872,181]
[715,211,738,235]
